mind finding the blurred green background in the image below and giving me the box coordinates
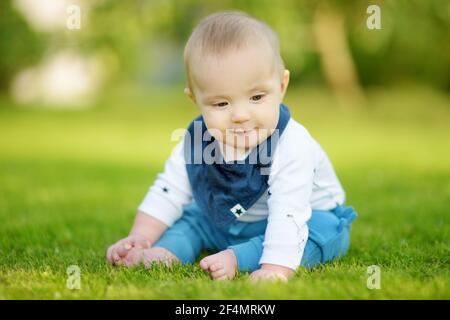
[1,0,449,103]
[0,0,449,299]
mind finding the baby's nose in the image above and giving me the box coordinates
[230,106,251,123]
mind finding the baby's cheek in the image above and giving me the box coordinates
[203,113,226,132]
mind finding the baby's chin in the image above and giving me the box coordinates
[224,129,274,150]
[222,139,260,155]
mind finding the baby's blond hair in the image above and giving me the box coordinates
[184,11,285,90]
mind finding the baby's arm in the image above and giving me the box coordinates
[130,211,168,243]
[250,127,315,281]
[107,136,192,267]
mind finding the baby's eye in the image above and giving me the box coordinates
[213,102,228,107]
[250,94,264,102]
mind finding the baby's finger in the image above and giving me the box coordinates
[272,274,288,282]
[124,242,132,250]
[112,252,121,264]
[124,249,143,267]
[116,244,131,257]
[249,271,263,282]
[109,244,119,259]
[115,258,124,267]
[108,245,122,264]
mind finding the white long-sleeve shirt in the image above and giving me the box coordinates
[138,118,345,270]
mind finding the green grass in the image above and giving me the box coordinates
[0,84,449,299]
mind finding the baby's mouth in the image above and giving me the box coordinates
[230,128,256,135]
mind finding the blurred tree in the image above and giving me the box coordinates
[0,0,448,98]
[70,0,450,92]
[311,2,366,108]
[0,1,45,91]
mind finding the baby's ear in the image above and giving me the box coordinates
[281,70,290,97]
[184,87,196,103]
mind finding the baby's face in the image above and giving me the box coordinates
[185,45,289,156]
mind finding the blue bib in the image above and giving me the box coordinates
[184,104,291,228]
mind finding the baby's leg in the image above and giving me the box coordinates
[149,203,208,267]
[199,205,358,279]
[302,205,357,268]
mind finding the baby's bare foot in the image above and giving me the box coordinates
[199,249,237,280]
[142,247,180,268]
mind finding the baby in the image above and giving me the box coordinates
[106,11,357,282]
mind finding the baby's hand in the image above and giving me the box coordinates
[249,264,294,283]
[121,247,146,268]
[106,234,151,267]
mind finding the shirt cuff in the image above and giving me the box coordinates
[259,243,306,271]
